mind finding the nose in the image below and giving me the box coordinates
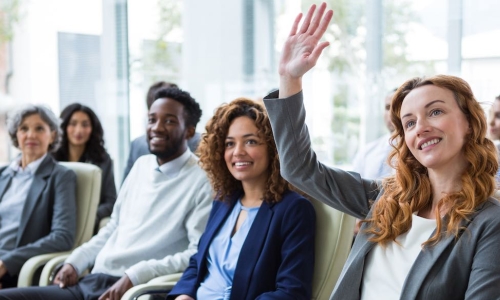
[490,117,495,127]
[415,119,431,136]
[150,120,163,132]
[233,142,246,157]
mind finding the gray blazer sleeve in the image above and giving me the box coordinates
[122,135,150,183]
[1,162,77,275]
[264,91,379,219]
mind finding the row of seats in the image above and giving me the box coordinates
[17,162,356,300]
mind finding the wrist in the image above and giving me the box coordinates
[279,76,302,98]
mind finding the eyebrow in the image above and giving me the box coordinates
[401,100,446,119]
[225,133,258,139]
[148,113,179,119]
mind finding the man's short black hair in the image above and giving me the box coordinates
[153,87,202,128]
[146,81,178,109]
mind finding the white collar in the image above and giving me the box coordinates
[156,149,192,178]
[9,153,47,175]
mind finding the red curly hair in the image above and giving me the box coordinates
[197,98,291,203]
[363,75,498,246]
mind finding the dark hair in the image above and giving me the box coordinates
[53,103,107,163]
[198,98,291,203]
[153,87,202,128]
[496,95,500,101]
[146,81,178,109]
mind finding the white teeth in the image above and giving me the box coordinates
[235,162,251,166]
[420,138,441,150]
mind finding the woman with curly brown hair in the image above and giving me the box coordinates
[262,3,500,299]
[168,98,316,300]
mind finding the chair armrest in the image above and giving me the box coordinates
[38,254,71,286]
[17,251,71,287]
[121,281,177,300]
[147,273,182,284]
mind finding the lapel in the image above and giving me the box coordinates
[333,222,376,297]
[231,200,275,300]
[399,208,479,299]
[196,192,241,281]
[16,155,54,246]
[0,166,12,201]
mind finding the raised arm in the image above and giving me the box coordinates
[264,3,379,218]
[279,3,333,98]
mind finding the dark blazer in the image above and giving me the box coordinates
[168,190,316,300]
[264,91,500,300]
[0,155,77,276]
[122,133,201,181]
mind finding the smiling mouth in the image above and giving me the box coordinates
[419,138,441,150]
[234,162,252,167]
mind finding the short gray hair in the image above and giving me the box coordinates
[7,104,62,152]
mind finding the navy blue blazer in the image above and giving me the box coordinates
[168,190,316,300]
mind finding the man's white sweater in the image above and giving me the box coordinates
[65,151,213,285]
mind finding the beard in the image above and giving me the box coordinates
[148,133,185,161]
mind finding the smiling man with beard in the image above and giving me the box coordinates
[0,88,213,300]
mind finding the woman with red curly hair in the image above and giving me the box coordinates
[168,98,316,300]
[263,3,500,300]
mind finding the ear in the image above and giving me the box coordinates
[185,126,195,140]
[50,131,56,144]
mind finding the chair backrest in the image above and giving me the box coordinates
[59,162,102,248]
[311,199,356,300]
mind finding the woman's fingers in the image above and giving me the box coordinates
[298,4,316,34]
[289,13,303,36]
[307,2,327,35]
[313,8,334,39]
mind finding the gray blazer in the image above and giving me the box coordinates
[264,91,500,300]
[0,155,77,276]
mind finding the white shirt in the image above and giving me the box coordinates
[352,134,393,180]
[361,214,436,300]
[65,150,213,285]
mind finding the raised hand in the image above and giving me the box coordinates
[279,2,333,97]
[53,263,78,288]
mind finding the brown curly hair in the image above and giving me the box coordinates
[197,98,291,203]
[363,75,498,246]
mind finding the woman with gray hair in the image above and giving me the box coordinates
[0,104,77,288]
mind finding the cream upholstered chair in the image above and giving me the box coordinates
[17,162,102,287]
[120,198,355,300]
[310,198,355,299]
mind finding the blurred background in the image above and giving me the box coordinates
[0,0,499,184]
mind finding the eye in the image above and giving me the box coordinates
[19,126,28,132]
[245,139,258,145]
[405,120,416,129]
[148,118,155,124]
[36,126,46,132]
[225,141,234,148]
[430,109,443,116]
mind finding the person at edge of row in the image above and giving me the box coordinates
[351,89,396,236]
[52,103,117,234]
[487,94,500,184]
[0,105,76,289]
[0,87,213,300]
[168,98,316,300]
[352,88,397,179]
[263,3,500,299]
[123,81,201,182]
